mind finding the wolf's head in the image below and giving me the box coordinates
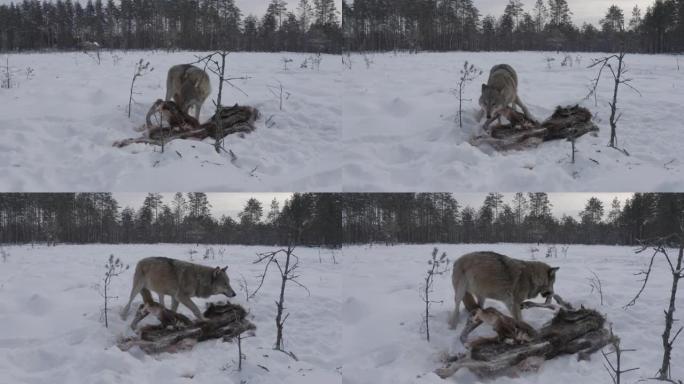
[211,266,237,298]
[535,264,560,298]
[479,84,507,120]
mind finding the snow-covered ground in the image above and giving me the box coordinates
[0,244,341,384]
[343,52,684,191]
[0,52,341,191]
[342,243,684,384]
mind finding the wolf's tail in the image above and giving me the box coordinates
[121,261,148,320]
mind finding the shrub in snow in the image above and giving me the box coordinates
[101,254,129,328]
[420,247,449,342]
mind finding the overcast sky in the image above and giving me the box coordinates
[474,0,652,26]
[113,193,633,221]
[235,0,343,17]
[452,193,633,219]
[113,193,292,219]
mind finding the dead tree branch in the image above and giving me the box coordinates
[624,234,684,381]
[586,51,640,150]
[589,270,605,305]
[601,327,639,384]
[252,244,309,353]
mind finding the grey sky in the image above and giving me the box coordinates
[474,0,651,26]
[452,193,633,219]
[113,193,292,220]
[113,193,633,222]
[235,0,343,17]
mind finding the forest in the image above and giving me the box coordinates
[0,0,342,52]
[3,193,682,248]
[0,193,342,247]
[342,193,684,246]
[342,0,684,53]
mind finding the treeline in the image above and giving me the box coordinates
[0,0,342,53]
[342,193,684,246]
[343,0,684,53]
[0,193,342,247]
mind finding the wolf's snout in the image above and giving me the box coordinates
[225,290,237,298]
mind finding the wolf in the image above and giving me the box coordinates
[477,64,534,129]
[121,257,236,321]
[448,251,559,329]
[165,64,211,121]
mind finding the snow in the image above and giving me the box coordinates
[0,244,341,384]
[343,51,684,191]
[0,52,341,191]
[2,242,682,383]
[342,243,684,383]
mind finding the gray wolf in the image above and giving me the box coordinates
[448,251,559,328]
[477,64,534,129]
[130,301,193,330]
[165,64,211,121]
[121,257,236,320]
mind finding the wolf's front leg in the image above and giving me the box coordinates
[510,299,523,321]
[459,316,483,344]
[515,96,538,124]
[482,113,499,132]
[176,295,205,320]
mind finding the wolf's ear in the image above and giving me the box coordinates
[549,267,560,277]
[221,266,228,272]
[213,266,221,278]
[482,83,487,91]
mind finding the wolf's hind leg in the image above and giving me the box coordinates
[449,283,467,329]
[121,278,145,320]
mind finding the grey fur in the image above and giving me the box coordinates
[448,251,559,329]
[121,257,236,320]
[165,64,211,121]
[477,64,534,129]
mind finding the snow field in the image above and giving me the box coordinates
[0,244,342,384]
[343,51,684,191]
[0,51,341,191]
[342,243,684,383]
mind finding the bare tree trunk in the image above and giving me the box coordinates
[275,246,292,350]
[658,245,683,380]
[608,52,624,148]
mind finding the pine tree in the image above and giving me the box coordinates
[547,0,572,26]
[297,0,314,31]
[533,0,548,32]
